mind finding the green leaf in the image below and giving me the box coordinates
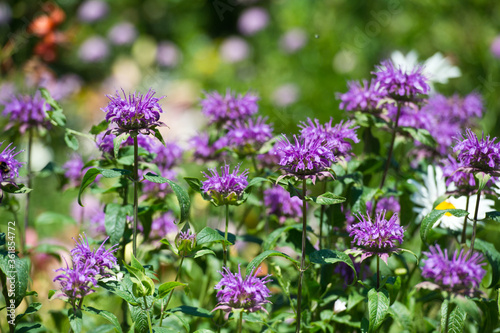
[448,305,467,333]
[35,212,76,227]
[262,224,300,250]
[1,183,32,194]
[246,177,271,188]
[193,249,215,258]
[144,173,190,223]
[367,288,389,332]
[153,128,165,146]
[400,127,436,148]
[68,309,83,333]
[196,227,232,246]
[247,250,299,273]
[98,281,139,306]
[40,88,66,127]
[113,133,130,157]
[130,305,149,333]
[384,276,401,305]
[472,239,500,288]
[78,168,102,206]
[475,172,491,192]
[310,249,357,285]
[184,177,203,192]
[452,296,481,324]
[389,301,413,332]
[99,168,131,178]
[485,211,500,223]
[477,299,499,332]
[90,120,109,135]
[64,131,79,151]
[105,204,130,246]
[420,209,468,243]
[157,281,186,299]
[84,306,123,333]
[15,302,41,322]
[169,305,213,318]
[0,254,30,307]
[306,192,346,205]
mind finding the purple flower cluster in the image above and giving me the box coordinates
[189,133,219,162]
[421,244,486,294]
[337,79,385,112]
[201,90,259,125]
[366,196,400,217]
[54,234,118,308]
[102,88,164,134]
[372,60,430,98]
[299,118,359,157]
[348,210,404,263]
[96,132,156,157]
[201,163,249,205]
[142,141,183,197]
[276,135,336,182]
[150,211,178,239]
[0,142,23,182]
[453,128,500,174]
[214,265,271,314]
[62,154,85,188]
[176,229,197,253]
[214,116,273,154]
[263,185,303,223]
[2,92,51,133]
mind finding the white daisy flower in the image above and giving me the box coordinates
[408,165,495,230]
[390,50,461,93]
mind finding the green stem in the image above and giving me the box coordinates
[133,135,139,257]
[376,255,380,289]
[160,255,185,326]
[296,178,308,333]
[238,311,243,333]
[143,296,153,333]
[223,204,229,268]
[379,102,402,190]
[319,182,327,249]
[460,195,470,244]
[469,189,482,256]
[23,129,33,253]
[444,297,451,333]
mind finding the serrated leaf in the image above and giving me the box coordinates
[99,168,131,178]
[68,309,83,333]
[472,239,500,288]
[389,301,413,332]
[98,281,139,306]
[64,131,79,151]
[0,254,29,308]
[1,183,32,194]
[400,127,436,148]
[420,209,468,243]
[105,204,130,246]
[310,249,357,285]
[78,168,101,206]
[247,250,299,273]
[184,177,203,192]
[130,305,149,333]
[448,305,467,333]
[144,173,190,223]
[306,192,346,205]
[84,306,123,333]
[452,296,481,324]
[90,120,109,135]
[367,288,389,332]
[196,227,232,246]
[157,281,186,299]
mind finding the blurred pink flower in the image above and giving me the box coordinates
[79,36,109,63]
[156,41,181,67]
[490,35,500,59]
[108,22,138,46]
[238,7,269,36]
[220,37,250,63]
[272,83,299,106]
[280,28,307,53]
[78,0,109,22]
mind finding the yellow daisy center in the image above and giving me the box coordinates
[435,200,456,216]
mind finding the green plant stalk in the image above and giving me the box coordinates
[460,195,470,244]
[223,204,229,267]
[376,255,380,289]
[444,296,451,333]
[296,178,308,333]
[143,296,153,333]
[469,189,482,255]
[160,255,185,327]
[238,311,243,333]
[379,102,402,191]
[133,135,139,257]
[319,181,327,248]
[23,128,33,253]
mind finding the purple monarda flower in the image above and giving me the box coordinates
[71,234,118,278]
[78,36,109,63]
[348,210,404,263]
[372,60,430,98]
[215,116,273,154]
[96,132,157,157]
[176,229,197,253]
[189,132,217,162]
[214,265,271,314]
[263,185,303,223]
[201,163,249,205]
[107,22,137,46]
[2,92,51,133]
[62,154,85,187]
[275,135,336,183]
[102,88,164,134]
[0,142,23,182]
[200,90,259,125]
[421,244,486,294]
[152,141,183,170]
[299,118,359,157]
[337,79,385,112]
[453,128,500,174]
[150,211,177,239]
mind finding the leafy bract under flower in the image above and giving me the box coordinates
[348,210,404,264]
[201,163,249,205]
[201,90,259,125]
[372,60,430,99]
[214,265,271,314]
[0,142,23,183]
[275,134,336,183]
[421,244,486,295]
[102,88,164,134]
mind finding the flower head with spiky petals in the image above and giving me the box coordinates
[299,118,359,157]
[0,142,24,183]
[102,88,164,134]
[348,210,404,264]
[2,92,51,134]
[372,60,430,99]
[214,116,273,155]
[201,90,259,125]
[421,244,486,295]
[453,128,500,176]
[201,163,249,206]
[71,234,118,278]
[275,134,336,183]
[213,265,271,314]
[176,229,197,253]
[337,79,385,112]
